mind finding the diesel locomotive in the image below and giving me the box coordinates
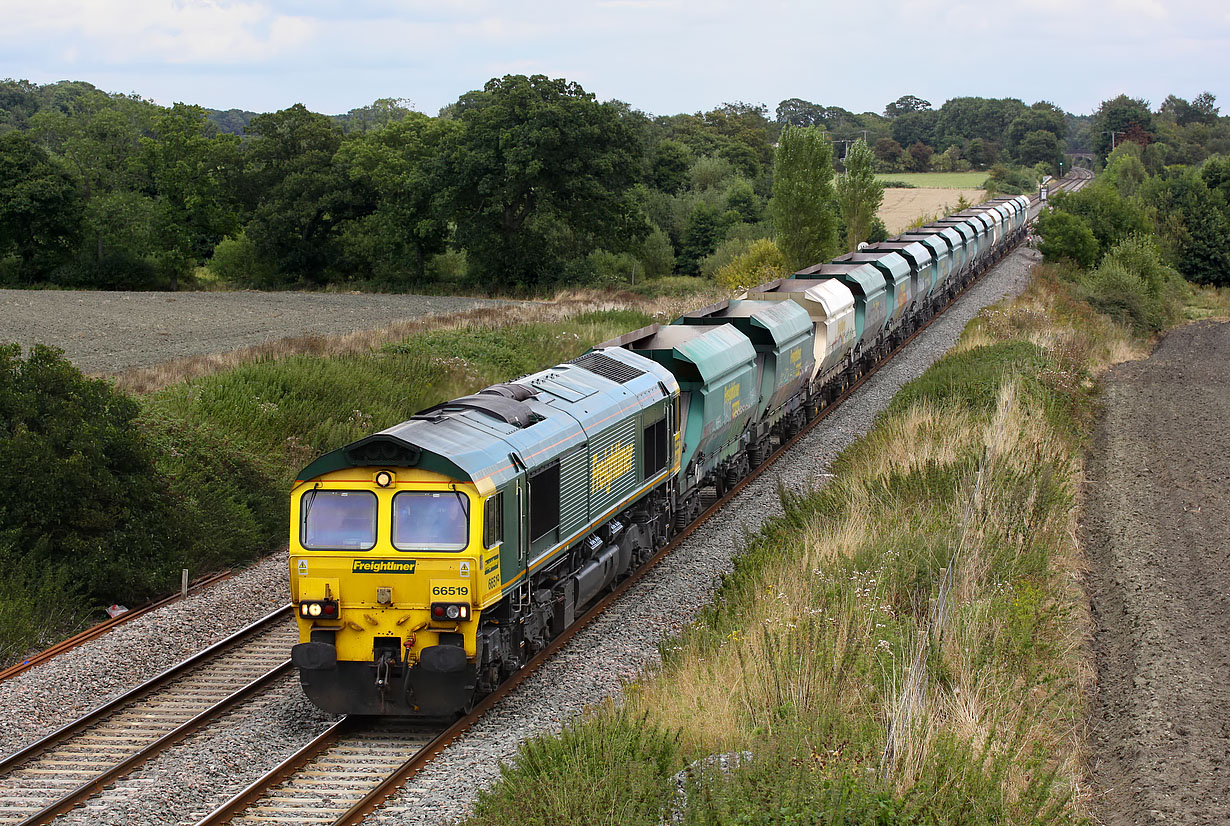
[288,194,1032,716]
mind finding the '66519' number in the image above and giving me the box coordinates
[431,585,469,596]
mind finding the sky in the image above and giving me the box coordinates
[2,0,1228,118]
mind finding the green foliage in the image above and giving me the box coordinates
[677,202,729,276]
[714,237,787,291]
[650,139,693,193]
[436,74,645,290]
[0,344,283,664]
[767,125,838,271]
[1093,94,1155,159]
[835,139,884,252]
[1017,129,1064,173]
[1048,180,1148,257]
[1076,235,1185,332]
[0,344,176,601]
[207,230,274,285]
[1036,210,1099,268]
[243,104,365,285]
[336,111,457,284]
[469,708,680,826]
[983,164,1036,196]
[638,226,676,279]
[0,131,81,282]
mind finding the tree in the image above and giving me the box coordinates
[891,109,938,149]
[337,111,458,283]
[873,138,904,169]
[142,103,242,287]
[1035,210,1098,267]
[1191,92,1220,124]
[767,125,838,271]
[884,95,931,119]
[905,141,934,172]
[776,98,826,128]
[677,202,727,275]
[835,139,884,252]
[0,131,82,281]
[1017,130,1063,172]
[1093,95,1155,159]
[243,103,364,284]
[650,139,693,193]
[436,74,645,289]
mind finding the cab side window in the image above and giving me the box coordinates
[484,492,504,548]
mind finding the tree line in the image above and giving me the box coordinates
[1,78,1227,293]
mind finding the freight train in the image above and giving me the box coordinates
[288,194,1032,716]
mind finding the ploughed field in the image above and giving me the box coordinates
[1085,320,1230,825]
[0,289,520,375]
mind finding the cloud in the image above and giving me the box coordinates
[2,0,317,64]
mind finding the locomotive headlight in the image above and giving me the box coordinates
[430,602,469,622]
[298,599,339,620]
[375,470,394,488]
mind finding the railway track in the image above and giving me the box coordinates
[0,570,233,685]
[0,172,1091,826]
[189,171,1092,826]
[0,605,295,826]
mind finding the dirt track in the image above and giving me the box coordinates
[1085,320,1230,825]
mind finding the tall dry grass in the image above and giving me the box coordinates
[466,267,1168,825]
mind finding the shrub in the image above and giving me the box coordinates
[714,238,788,291]
[0,344,177,601]
[1036,210,1099,268]
[207,231,276,287]
[1079,234,1186,332]
[639,227,676,279]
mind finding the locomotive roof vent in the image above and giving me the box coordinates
[346,436,421,466]
[569,350,646,384]
[416,393,540,428]
[479,382,536,401]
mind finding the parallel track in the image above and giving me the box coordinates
[0,570,233,684]
[0,606,296,826]
[196,171,1091,826]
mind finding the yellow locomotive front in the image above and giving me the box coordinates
[290,465,498,716]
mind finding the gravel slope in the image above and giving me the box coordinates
[1085,321,1230,826]
[0,247,1040,824]
[0,289,519,375]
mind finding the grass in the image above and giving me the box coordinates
[144,306,661,489]
[460,264,1199,826]
[876,172,990,189]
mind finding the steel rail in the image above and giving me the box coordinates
[0,605,295,826]
[198,171,1091,826]
[0,570,233,684]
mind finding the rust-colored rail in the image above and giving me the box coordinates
[0,569,233,683]
[0,605,295,826]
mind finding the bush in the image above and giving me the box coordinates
[0,344,177,601]
[0,344,286,664]
[714,238,788,291]
[1036,210,1099,268]
[1079,234,1185,332]
[207,231,276,287]
[639,227,676,279]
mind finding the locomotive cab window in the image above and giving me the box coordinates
[529,461,561,543]
[301,490,377,551]
[392,491,469,551]
[484,492,504,548]
[643,415,669,478]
